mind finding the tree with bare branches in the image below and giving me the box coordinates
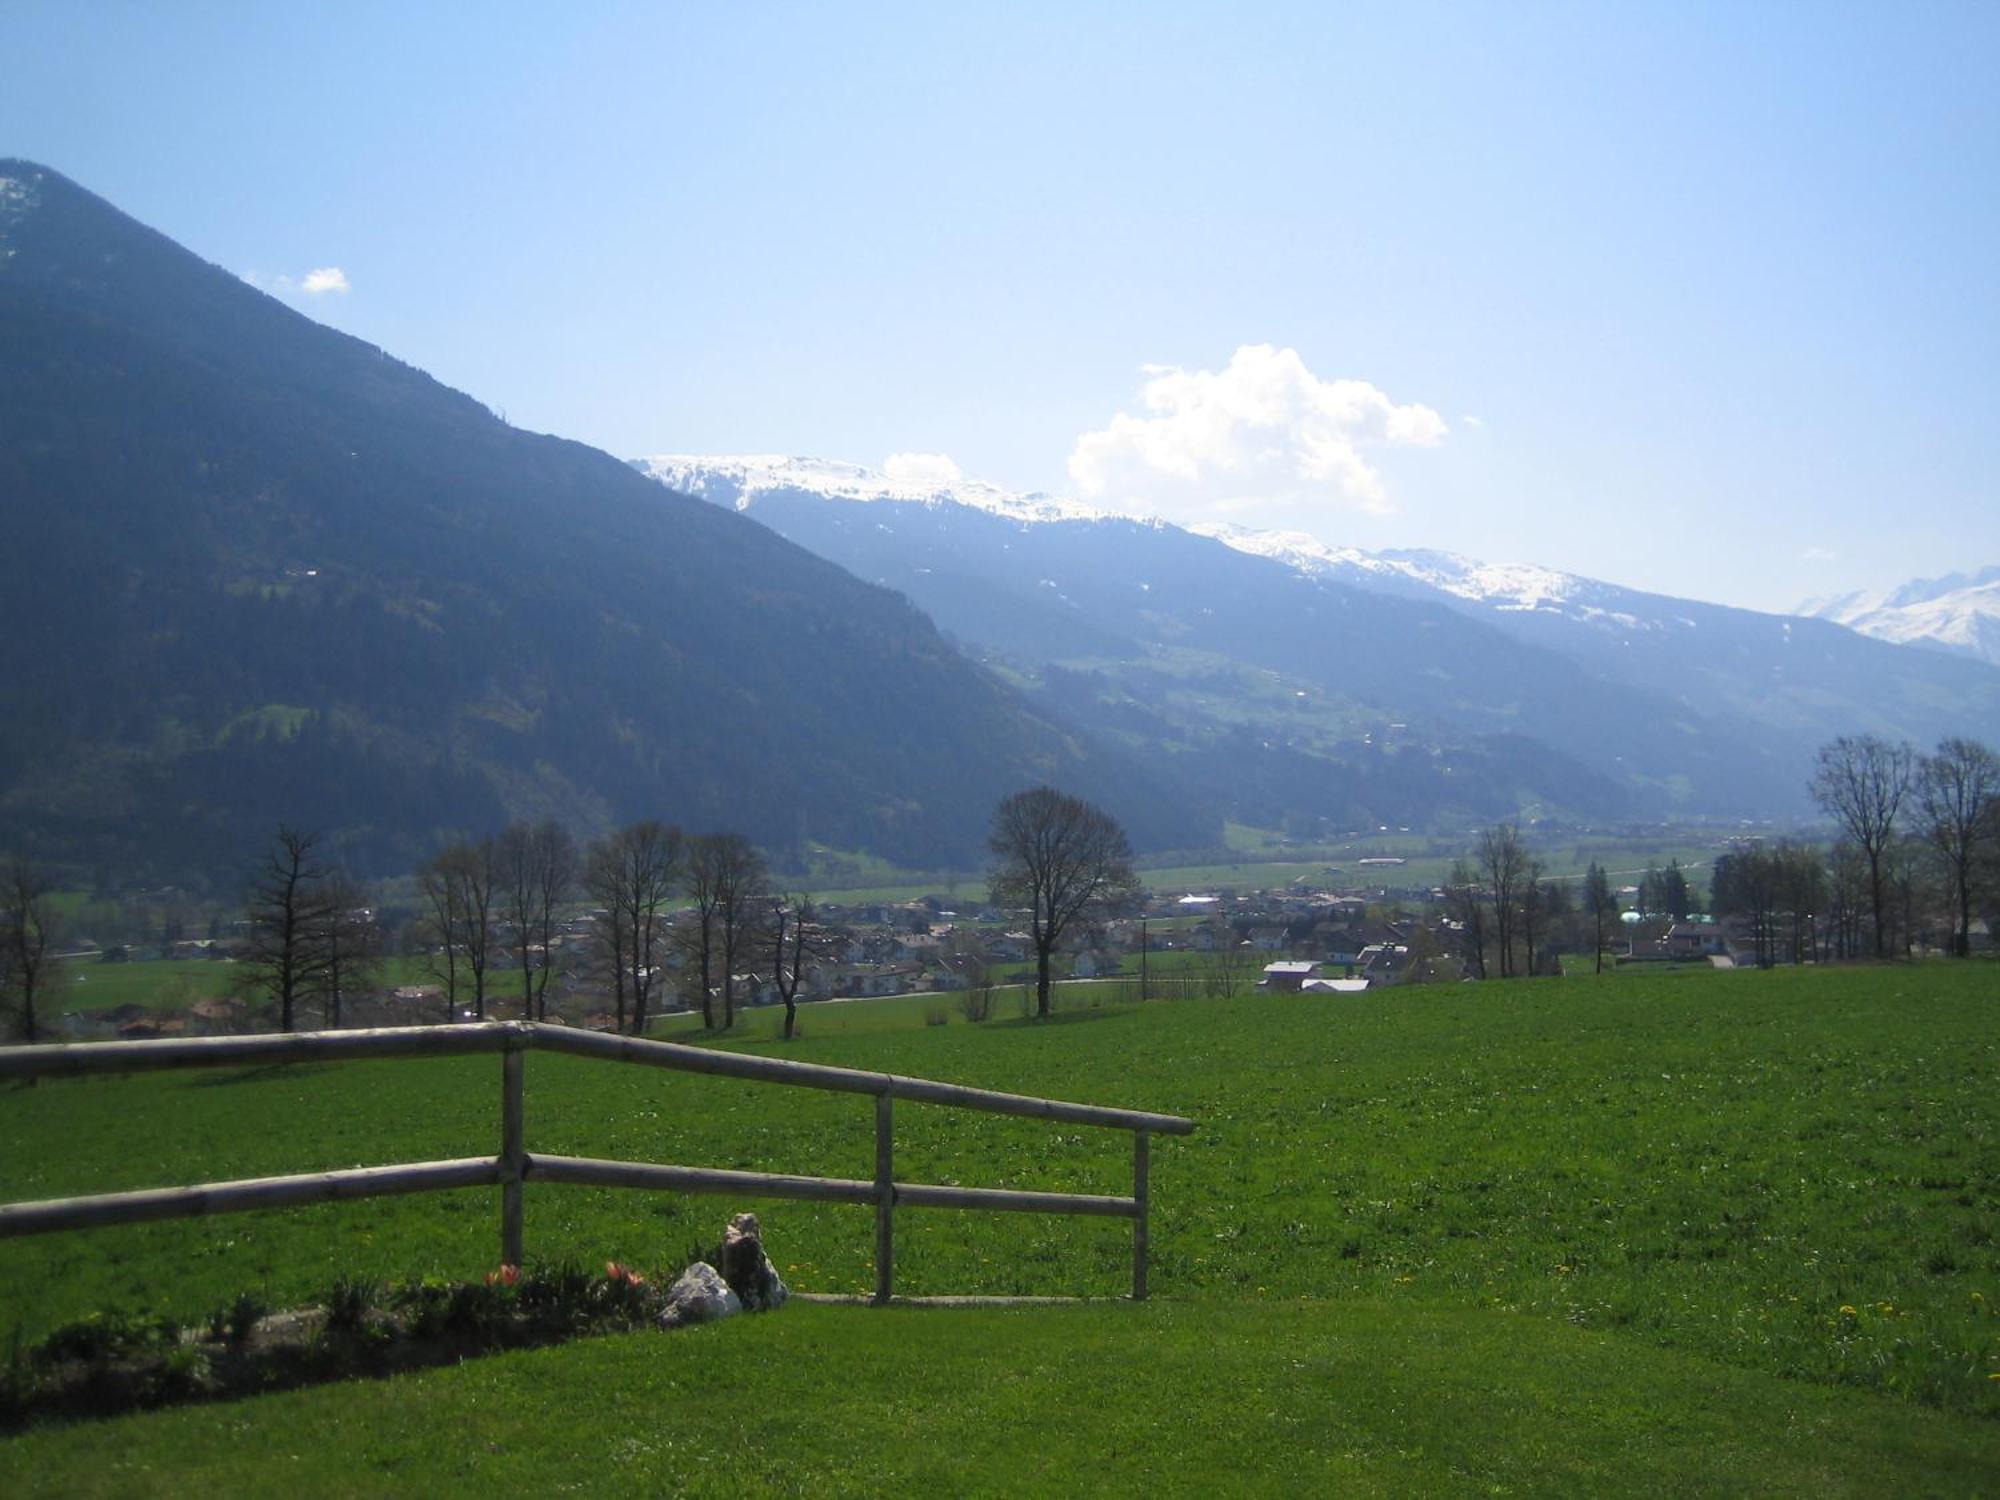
[1,856,62,1043]
[584,820,683,1034]
[677,834,726,1028]
[421,839,498,1018]
[709,834,767,1031]
[1446,858,1488,980]
[1477,823,1529,978]
[244,826,332,1031]
[1518,855,1548,977]
[1583,861,1615,975]
[767,892,833,1040]
[1810,735,1914,959]
[498,819,577,1020]
[417,852,466,1022]
[308,871,382,1029]
[1915,736,1999,958]
[987,786,1137,1019]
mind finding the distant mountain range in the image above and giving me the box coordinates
[6,157,1990,885]
[0,162,1203,879]
[1798,566,2000,666]
[637,456,2000,827]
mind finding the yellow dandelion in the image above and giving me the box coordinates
[1838,1305,1858,1317]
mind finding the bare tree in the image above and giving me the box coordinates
[987,786,1138,1019]
[1477,823,1529,978]
[417,852,465,1022]
[961,958,997,1021]
[584,820,683,1034]
[1583,861,1615,975]
[498,819,578,1020]
[1712,847,1780,968]
[1,856,62,1043]
[1518,856,1548,976]
[678,834,727,1028]
[1915,737,1999,958]
[1810,735,1914,959]
[767,892,833,1040]
[1776,841,1825,966]
[1446,858,1488,979]
[1207,917,1251,998]
[244,826,332,1031]
[423,840,498,1018]
[308,872,382,1029]
[710,834,768,1031]
[1825,839,1867,960]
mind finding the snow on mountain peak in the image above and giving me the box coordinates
[1798,565,2000,665]
[634,454,1114,526]
[1190,522,1586,611]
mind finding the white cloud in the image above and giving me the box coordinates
[883,451,963,488]
[1461,414,1485,428]
[1067,344,1446,524]
[1801,546,1839,562]
[240,266,352,297]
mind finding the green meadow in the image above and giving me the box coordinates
[1,964,1994,1491]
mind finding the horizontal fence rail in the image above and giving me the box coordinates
[0,1022,1194,1301]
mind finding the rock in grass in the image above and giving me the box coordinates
[719,1212,789,1312]
[657,1263,741,1330]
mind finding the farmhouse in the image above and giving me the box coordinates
[1302,976,1372,994]
[1258,960,1321,991]
[1663,921,1726,959]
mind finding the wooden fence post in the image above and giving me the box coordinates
[500,1043,525,1266]
[874,1089,894,1305]
[1132,1128,1150,1301]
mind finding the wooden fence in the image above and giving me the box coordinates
[0,1022,1194,1302]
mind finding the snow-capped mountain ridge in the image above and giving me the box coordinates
[644,453,1632,620]
[1188,522,1604,616]
[639,453,1993,664]
[634,454,2000,823]
[1798,566,2000,666]
[635,454,1115,527]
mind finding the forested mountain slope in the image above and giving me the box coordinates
[0,163,1202,878]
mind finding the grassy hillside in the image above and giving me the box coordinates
[0,965,1994,1488]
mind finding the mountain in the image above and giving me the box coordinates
[0,162,1206,879]
[1196,528,2000,759]
[637,456,2000,826]
[1797,567,2000,666]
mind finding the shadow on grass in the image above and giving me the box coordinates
[0,1313,618,1436]
[191,1063,335,1088]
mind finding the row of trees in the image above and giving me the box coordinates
[1809,735,1999,959]
[416,820,832,1040]
[1444,823,1590,980]
[242,828,386,1030]
[214,786,1152,1039]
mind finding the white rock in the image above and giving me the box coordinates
[657,1262,741,1329]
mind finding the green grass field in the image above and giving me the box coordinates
[53,961,243,1016]
[1,964,1994,1490]
[50,956,456,1017]
[784,823,1725,905]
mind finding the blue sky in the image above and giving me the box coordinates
[5,0,1995,611]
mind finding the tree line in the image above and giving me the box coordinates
[1803,734,1998,961]
[1441,732,1998,980]
[242,819,834,1040]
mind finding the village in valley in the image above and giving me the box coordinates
[49,827,1943,1043]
